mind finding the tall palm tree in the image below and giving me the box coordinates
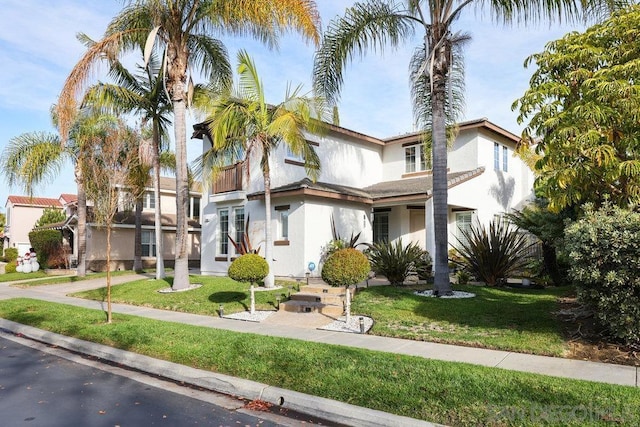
[82,46,173,279]
[57,0,321,290]
[0,110,117,276]
[313,0,591,295]
[196,50,329,287]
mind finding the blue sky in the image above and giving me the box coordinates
[0,0,582,208]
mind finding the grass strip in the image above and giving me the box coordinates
[0,298,637,426]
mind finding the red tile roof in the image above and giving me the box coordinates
[7,195,63,208]
[59,193,78,204]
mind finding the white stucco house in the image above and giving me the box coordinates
[194,118,534,279]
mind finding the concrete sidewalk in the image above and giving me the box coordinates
[0,274,638,424]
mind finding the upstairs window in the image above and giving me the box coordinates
[503,145,508,172]
[405,144,426,173]
[143,192,156,210]
[189,196,201,221]
[494,143,509,172]
[494,143,500,171]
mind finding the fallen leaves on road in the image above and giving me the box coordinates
[243,399,272,412]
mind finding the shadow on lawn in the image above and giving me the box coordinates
[208,291,249,310]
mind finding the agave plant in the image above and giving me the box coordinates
[228,213,261,255]
[453,218,532,286]
[367,239,424,286]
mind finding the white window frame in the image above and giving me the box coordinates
[218,208,229,255]
[373,212,390,243]
[502,145,508,172]
[285,146,304,162]
[141,230,156,257]
[405,144,427,173]
[456,211,475,247]
[189,196,201,220]
[233,207,245,247]
[142,192,156,210]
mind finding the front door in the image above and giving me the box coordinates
[409,209,426,249]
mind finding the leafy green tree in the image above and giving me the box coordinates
[514,6,640,211]
[57,0,322,290]
[196,50,329,288]
[34,207,66,228]
[313,0,591,296]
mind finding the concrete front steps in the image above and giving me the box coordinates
[281,284,354,317]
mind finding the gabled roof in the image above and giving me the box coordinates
[7,195,62,208]
[247,168,486,205]
[59,194,78,205]
[363,167,485,203]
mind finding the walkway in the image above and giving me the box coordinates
[0,273,637,388]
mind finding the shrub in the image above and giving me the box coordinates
[4,262,17,274]
[565,203,640,346]
[415,250,433,281]
[4,248,18,263]
[367,239,424,286]
[453,219,531,286]
[321,248,370,287]
[228,254,269,286]
[29,229,63,267]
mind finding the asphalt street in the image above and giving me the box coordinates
[0,334,334,426]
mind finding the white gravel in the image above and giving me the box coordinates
[413,290,476,298]
[319,315,374,334]
[222,310,276,322]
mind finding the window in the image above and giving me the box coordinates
[141,230,156,257]
[285,146,304,162]
[218,209,229,255]
[275,205,289,240]
[234,207,245,245]
[494,143,500,171]
[373,212,389,243]
[143,192,155,210]
[456,212,474,247]
[190,196,201,220]
[502,146,508,172]
[405,144,426,173]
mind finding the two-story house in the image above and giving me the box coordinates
[3,194,76,257]
[195,118,534,278]
[9,177,202,271]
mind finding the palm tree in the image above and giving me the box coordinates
[196,50,329,287]
[313,0,591,295]
[0,110,117,276]
[82,46,173,278]
[57,0,321,290]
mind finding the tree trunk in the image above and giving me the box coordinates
[171,85,190,290]
[133,198,143,272]
[106,222,112,324]
[431,40,452,296]
[263,167,275,288]
[75,162,87,277]
[153,122,165,279]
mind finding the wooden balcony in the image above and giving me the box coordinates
[212,163,243,194]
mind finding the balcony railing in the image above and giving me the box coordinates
[212,163,243,194]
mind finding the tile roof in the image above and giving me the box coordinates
[59,194,78,204]
[248,168,485,204]
[7,195,62,208]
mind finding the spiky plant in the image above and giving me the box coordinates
[453,219,532,286]
[367,239,424,286]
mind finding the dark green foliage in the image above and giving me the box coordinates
[228,254,268,286]
[34,207,66,228]
[367,239,424,286]
[320,215,364,262]
[507,198,573,285]
[565,203,640,346]
[3,248,18,262]
[28,229,63,267]
[453,219,532,286]
[415,250,433,281]
[321,248,370,287]
[4,262,17,274]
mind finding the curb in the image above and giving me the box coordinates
[0,319,440,427]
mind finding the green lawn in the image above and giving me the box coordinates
[0,298,637,426]
[73,276,569,356]
[0,270,49,282]
[72,275,291,315]
[352,284,570,357]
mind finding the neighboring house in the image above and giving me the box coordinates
[196,118,534,278]
[3,195,71,256]
[11,178,202,271]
